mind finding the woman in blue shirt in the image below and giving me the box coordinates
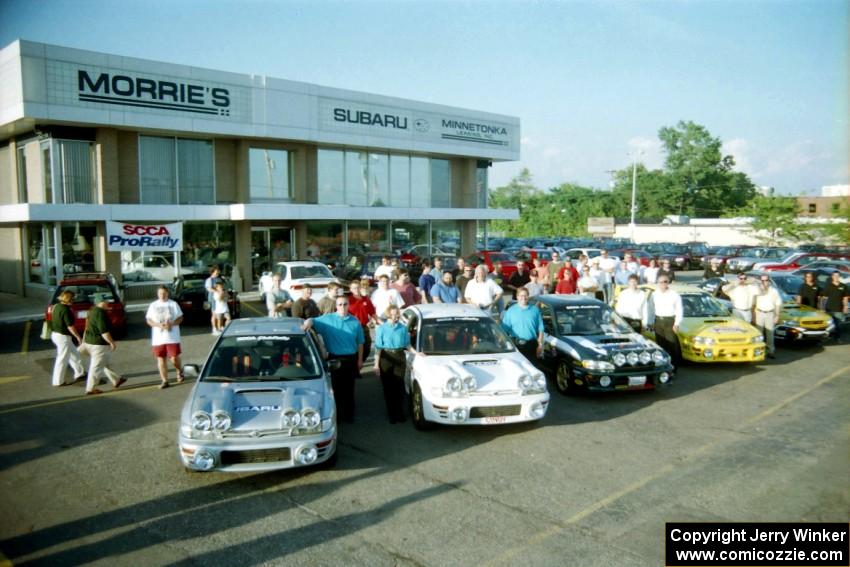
[374,305,421,423]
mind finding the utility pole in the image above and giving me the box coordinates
[628,150,644,242]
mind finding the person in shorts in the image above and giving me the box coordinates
[212,282,231,335]
[145,285,184,389]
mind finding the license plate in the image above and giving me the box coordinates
[77,311,88,319]
[804,330,827,335]
[628,375,646,386]
[483,416,507,424]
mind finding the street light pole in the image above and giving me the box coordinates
[628,150,643,242]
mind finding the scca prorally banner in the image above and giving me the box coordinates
[107,222,183,252]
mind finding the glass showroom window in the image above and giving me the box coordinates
[249,149,291,202]
[60,222,97,274]
[476,162,488,208]
[345,151,368,207]
[348,220,390,255]
[368,153,389,206]
[318,149,344,205]
[182,222,236,275]
[432,220,460,256]
[26,223,58,285]
[389,154,411,208]
[307,221,344,263]
[410,156,431,208]
[430,159,451,208]
[139,136,214,204]
[16,146,28,203]
[392,220,429,255]
[36,139,97,204]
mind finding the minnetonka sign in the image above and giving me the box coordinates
[107,222,183,252]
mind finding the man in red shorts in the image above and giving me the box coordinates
[145,285,185,389]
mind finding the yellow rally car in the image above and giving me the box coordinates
[616,284,767,363]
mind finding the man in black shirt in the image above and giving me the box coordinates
[820,271,849,341]
[507,261,531,299]
[796,272,820,308]
[657,259,676,283]
[455,265,474,300]
[703,258,725,280]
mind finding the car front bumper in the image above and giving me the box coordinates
[420,391,550,425]
[571,365,675,391]
[682,341,766,362]
[178,426,336,472]
[775,323,832,341]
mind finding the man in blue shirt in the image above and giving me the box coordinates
[304,295,364,423]
[373,305,421,423]
[430,271,461,304]
[418,260,436,303]
[501,287,544,363]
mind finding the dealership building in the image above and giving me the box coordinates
[0,40,519,298]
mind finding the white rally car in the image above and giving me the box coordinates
[402,304,549,429]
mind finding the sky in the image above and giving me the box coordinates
[1,0,847,196]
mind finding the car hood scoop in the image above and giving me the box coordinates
[193,383,324,431]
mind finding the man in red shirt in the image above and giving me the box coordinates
[392,269,422,307]
[556,262,579,295]
[348,280,379,372]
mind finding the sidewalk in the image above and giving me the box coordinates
[0,291,263,324]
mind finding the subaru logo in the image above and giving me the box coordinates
[414,119,430,132]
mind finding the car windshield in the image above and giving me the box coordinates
[203,335,322,382]
[555,305,633,336]
[771,276,803,301]
[289,265,333,279]
[664,245,689,254]
[714,247,736,256]
[56,284,115,304]
[419,317,515,355]
[681,294,731,317]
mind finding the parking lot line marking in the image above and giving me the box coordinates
[480,364,850,567]
[20,320,31,354]
[0,376,31,386]
[241,300,264,317]
[745,365,849,426]
[0,382,163,415]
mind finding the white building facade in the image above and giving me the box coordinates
[0,40,520,298]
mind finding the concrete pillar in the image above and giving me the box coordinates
[96,128,119,203]
[234,221,252,292]
[294,221,308,260]
[460,220,477,257]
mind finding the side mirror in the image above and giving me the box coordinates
[326,359,342,372]
[182,364,200,378]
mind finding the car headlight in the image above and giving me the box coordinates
[282,409,302,428]
[518,374,534,390]
[321,418,334,432]
[462,376,477,391]
[639,351,652,365]
[533,373,546,390]
[652,350,666,363]
[780,320,799,327]
[301,408,321,429]
[694,336,715,345]
[445,376,464,396]
[750,335,763,344]
[612,353,626,366]
[582,360,615,371]
[295,445,318,465]
[212,410,231,432]
[626,352,639,365]
[192,411,212,432]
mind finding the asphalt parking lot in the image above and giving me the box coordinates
[0,283,848,566]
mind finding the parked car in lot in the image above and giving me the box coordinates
[515,248,554,266]
[533,295,674,394]
[122,253,199,282]
[754,251,850,272]
[398,245,450,268]
[332,253,391,286]
[464,250,522,277]
[45,272,127,338]
[725,247,790,273]
[655,244,695,270]
[402,304,549,429]
[178,318,337,472]
[172,273,241,323]
[703,246,755,269]
[629,284,766,363]
[274,261,340,301]
[563,248,603,263]
[696,275,834,343]
[608,249,653,267]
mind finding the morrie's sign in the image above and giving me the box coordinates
[107,222,183,252]
[77,70,232,117]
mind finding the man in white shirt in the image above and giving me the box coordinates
[722,272,757,323]
[145,285,184,389]
[371,274,405,320]
[589,259,608,302]
[753,274,783,359]
[258,271,274,303]
[524,269,546,298]
[643,259,660,284]
[266,273,293,318]
[597,250,619,303]
[649,276,683,361]
[204,265,220,333]
[615,274,648,332]
[577,265,600,298]
[373,256,395,281]
[464,265,504,312]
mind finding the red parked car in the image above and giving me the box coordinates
[754,252,850,272]
[608,249,653,267]
[514,248,553,267]
[45,272,127,337]
[465,250,522,278]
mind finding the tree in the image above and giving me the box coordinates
[733,195,812,244]
[488,168,542,236]
[813,202,850,244]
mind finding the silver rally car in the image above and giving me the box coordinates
[178,318,337,472]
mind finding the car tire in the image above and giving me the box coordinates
[555,360,579,396]
[411,382,435,431]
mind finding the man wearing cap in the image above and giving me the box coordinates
[753,275,783,358]
[722,272,757,323]
[82,294,126,395]
[703,257,725,280]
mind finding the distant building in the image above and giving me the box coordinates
[822,184,850,197]
[796,196,848,218]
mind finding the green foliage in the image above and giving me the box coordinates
[489,121,759,236]
[731,195,812,244]
[813,202,850,244]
